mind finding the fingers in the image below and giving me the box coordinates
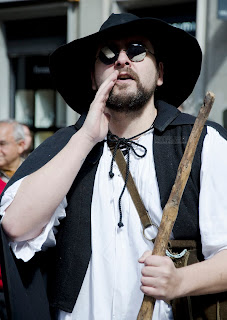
[139,254,177,300]
[141,256,172,280]
[143,255,171,267]
[81,70,119,144]
[138,250,152,263]
[139,251,169,266]
[92,70,119,108]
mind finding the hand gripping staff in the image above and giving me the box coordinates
[137,92,215,320]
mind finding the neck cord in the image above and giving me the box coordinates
[106,125,154,228]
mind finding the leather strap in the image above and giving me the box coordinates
[111,147,157,232]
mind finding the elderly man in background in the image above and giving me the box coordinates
[0,120,25,320]
[0,120,25,183]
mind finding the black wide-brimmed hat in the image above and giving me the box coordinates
[49,13,202,114]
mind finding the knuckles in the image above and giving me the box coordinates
[140,256,177,300]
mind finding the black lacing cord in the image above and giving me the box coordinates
[106,125,154,228]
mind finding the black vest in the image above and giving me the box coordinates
[49,101,227,312]
[1,100,226,316]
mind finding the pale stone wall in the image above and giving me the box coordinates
[0,22,10,120]
[205,0,227,125]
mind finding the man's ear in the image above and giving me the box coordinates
[91,71,97,91]
[157,62,164,87]
[17,140,25,155]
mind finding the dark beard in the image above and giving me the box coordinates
[106,81,156,113]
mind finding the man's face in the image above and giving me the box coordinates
[0,123,24,171]
[91,35,163,113]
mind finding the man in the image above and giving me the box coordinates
[0,120,25,183]
[0,13,227,320]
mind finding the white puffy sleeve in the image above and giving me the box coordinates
[0,177,67,262]
[199,126,227,259]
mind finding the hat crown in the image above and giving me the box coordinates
[100,13,139,31]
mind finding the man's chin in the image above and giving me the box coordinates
[113,82,136,93]
[109,87,136,104]
[115,79,135,87]
[106,96,144,113]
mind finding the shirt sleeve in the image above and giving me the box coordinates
[0,177,67,262]
[199,126,227,259]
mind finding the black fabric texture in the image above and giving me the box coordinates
[153,100,204,239]
[49,142,104,312]
[0,226,52,320]
[153,125,206,240]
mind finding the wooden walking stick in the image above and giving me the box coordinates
[137,91,215,320]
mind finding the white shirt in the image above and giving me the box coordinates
[1,126,227,320]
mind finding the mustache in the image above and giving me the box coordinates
[117,67,139,82]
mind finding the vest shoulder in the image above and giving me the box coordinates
[168,113,227,140]
[170,112,197,126]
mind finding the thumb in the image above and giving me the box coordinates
[138,250,152,263]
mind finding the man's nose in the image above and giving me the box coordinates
[115,50,131,67]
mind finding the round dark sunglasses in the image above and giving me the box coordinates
[98,43,155,65]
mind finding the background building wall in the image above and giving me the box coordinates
[0,22,10,119]
[65,0,112,125]
[0,0,226,130]
[205,0,227,124]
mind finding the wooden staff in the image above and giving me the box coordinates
[137,91,215,320]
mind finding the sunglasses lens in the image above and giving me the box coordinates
[128,44,146,62]
[98,46,118,65]
[98,44,148,65]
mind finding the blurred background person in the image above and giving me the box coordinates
[0,120,25,183]
[21,124,33,159]
[0,120,24,319]
[0,177,6,319]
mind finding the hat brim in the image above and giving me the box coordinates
[49,17,202,114]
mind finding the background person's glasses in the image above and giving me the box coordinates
[98,43,155,65]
